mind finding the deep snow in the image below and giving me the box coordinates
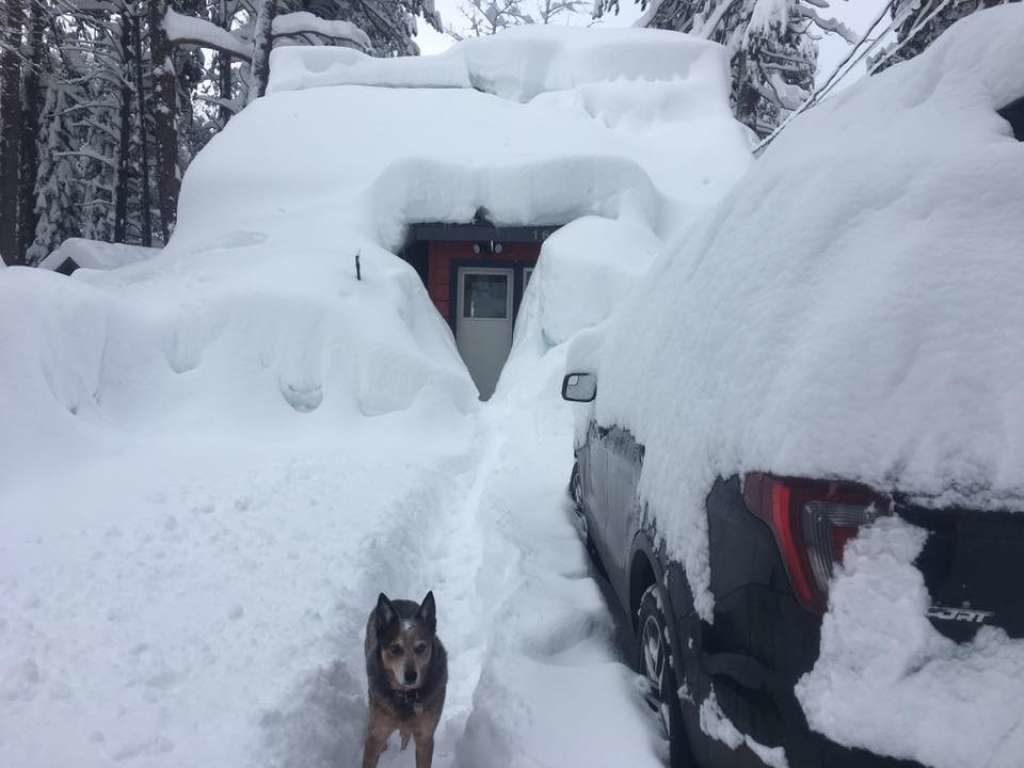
[0,266,664,767]
[173,26,750,259]
[1,25,754,767]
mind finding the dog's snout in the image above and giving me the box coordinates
[403,666,418,685]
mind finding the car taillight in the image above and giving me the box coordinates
[742,473,891,613]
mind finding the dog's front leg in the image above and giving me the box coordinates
[413,734,434,768]
[361,727,388,768]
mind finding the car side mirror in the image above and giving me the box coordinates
[561,372,597,403]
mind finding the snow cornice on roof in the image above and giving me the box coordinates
[267,26,726,102]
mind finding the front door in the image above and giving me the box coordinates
[456,267,514,400]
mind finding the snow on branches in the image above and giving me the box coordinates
[163,8,372,61]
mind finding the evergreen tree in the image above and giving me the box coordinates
[595,0,855,137]
[28,83,83,263]
[879,0,1018,71]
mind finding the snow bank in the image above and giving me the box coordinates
[37,237,160,272]
[268,26,728,102]
[532,215,660,347]
[463,282,665,768]
[589,3,1024,620]
[175,27,749,258]
[0,243,476,490]
[797,518,1024,767]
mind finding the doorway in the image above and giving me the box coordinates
[456,267,514,399]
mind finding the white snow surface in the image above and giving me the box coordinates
[37,237,161,272]
[797,518,1024,768]
[586,3,1024,620]
[175,26,749,257]
[0,250,666,766]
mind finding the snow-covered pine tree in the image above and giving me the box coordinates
[451,0,530,37]
[19,0,46,257]
[300,0,441,55]
[27,83,83,264]
[0,0,24,264]
[449,0,586,38]
[595,0,855,136]
[878,0,1018,71]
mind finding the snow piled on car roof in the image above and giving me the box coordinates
[584,3,1024,620]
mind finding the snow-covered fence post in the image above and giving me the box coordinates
[355,251,362,281]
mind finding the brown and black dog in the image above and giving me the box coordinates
[363,591,448,768]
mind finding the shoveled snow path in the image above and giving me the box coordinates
[1,383,662,767]
[261,389,665,767]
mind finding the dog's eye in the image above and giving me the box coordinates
[388,645,403,656]
[414,642,428,655]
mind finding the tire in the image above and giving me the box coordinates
[569,461,584,510]
[638,585,692,768]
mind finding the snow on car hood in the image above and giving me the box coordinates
[590,4,1024,618]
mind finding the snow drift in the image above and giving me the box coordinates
[37,237,160,272]
[0,244,476,489]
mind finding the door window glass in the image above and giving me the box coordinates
[463,274,509,319]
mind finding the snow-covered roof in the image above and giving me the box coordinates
[268,26,731,101]
[171,27,751,258]
[37,238,160,272]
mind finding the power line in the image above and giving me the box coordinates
[755,0,962,155]
[754,1,897,155]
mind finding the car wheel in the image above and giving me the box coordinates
[638,585,692,768]
[569,461,584,510]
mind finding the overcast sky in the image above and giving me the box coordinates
[413,0,892,90]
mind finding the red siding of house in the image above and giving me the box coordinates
[427,240,541,322]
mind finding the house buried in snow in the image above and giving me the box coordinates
[171,27,752,399]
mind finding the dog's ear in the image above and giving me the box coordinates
[375,593,398,634]
[417,591,436,633]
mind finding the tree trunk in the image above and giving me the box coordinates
[114,16,133,242]
[248,0,276,103]
[18,0,44,260]
[147,0,179,242]
[219,51,233,125]
[0,0,23,265]
[218,0,233,126]
[132,15,153,247]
